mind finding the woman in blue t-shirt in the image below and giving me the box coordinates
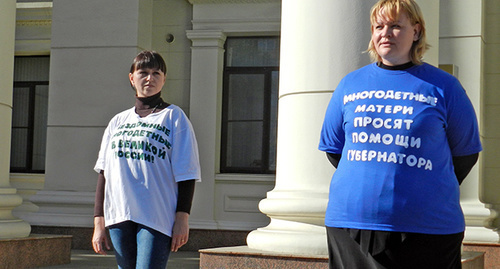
[319,1,481,268]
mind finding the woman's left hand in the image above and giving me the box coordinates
[171,211,190,252]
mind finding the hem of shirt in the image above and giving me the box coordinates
[325,221,465,235]
[105,217,173,238]
[175,175,201,183]
[318,147,342,154]
[451,148,482,157]
[94,165,104,174]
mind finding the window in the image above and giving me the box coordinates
[221,37,280,174]
[10,56,50,173]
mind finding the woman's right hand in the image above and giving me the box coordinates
[92,216,111,255]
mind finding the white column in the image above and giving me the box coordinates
[481,0,500,242]
[186,30,226,229]
[0,0,31,238]
[247,0,376,255]
[437,0,499,242]
[28,0,153,227]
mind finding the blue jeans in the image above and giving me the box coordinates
[109,221,172,269]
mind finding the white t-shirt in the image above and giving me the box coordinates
[94,105,201,237]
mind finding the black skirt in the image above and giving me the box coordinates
[326,227,463,269]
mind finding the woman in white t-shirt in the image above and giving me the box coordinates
[92,51,201,269]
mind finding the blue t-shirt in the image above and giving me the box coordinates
[319,63,482,234]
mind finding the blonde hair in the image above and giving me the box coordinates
[367,0,429,64]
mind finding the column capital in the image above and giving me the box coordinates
[186,30,227,48]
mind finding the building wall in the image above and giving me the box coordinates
[8,0,500,246]
[18,0,154,227]
[482,0,500,231]
[152,0,193,113]
[186,0,280,231]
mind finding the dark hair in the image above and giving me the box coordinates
[129,50,167,74]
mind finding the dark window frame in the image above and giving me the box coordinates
[220,37,279,174]
[10,55,50,174]
[11,81,49,173]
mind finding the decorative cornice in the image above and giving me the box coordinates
[188,0,279,4]
[16,20,51,27]
[16,2,53,9]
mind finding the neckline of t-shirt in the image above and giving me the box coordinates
[371,62,421,74]
[132,104,172,119]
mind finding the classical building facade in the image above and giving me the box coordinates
[2,0,498,257]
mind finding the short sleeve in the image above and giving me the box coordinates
[94,120,114,173]
[170,109,202,182]
[444,80,482,156]
[319,80,346,154]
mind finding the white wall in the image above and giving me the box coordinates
[28,0,153,227]
[187,0,280,230]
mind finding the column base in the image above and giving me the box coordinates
[0,219,31,238]
[0,187,31,238]
[465,226,500,243]
[462,200,500,243]
[246,219,327,255]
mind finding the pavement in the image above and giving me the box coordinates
[38,250,200,269]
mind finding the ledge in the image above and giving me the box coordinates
[200,246,485,269]
[0,234,72,268]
